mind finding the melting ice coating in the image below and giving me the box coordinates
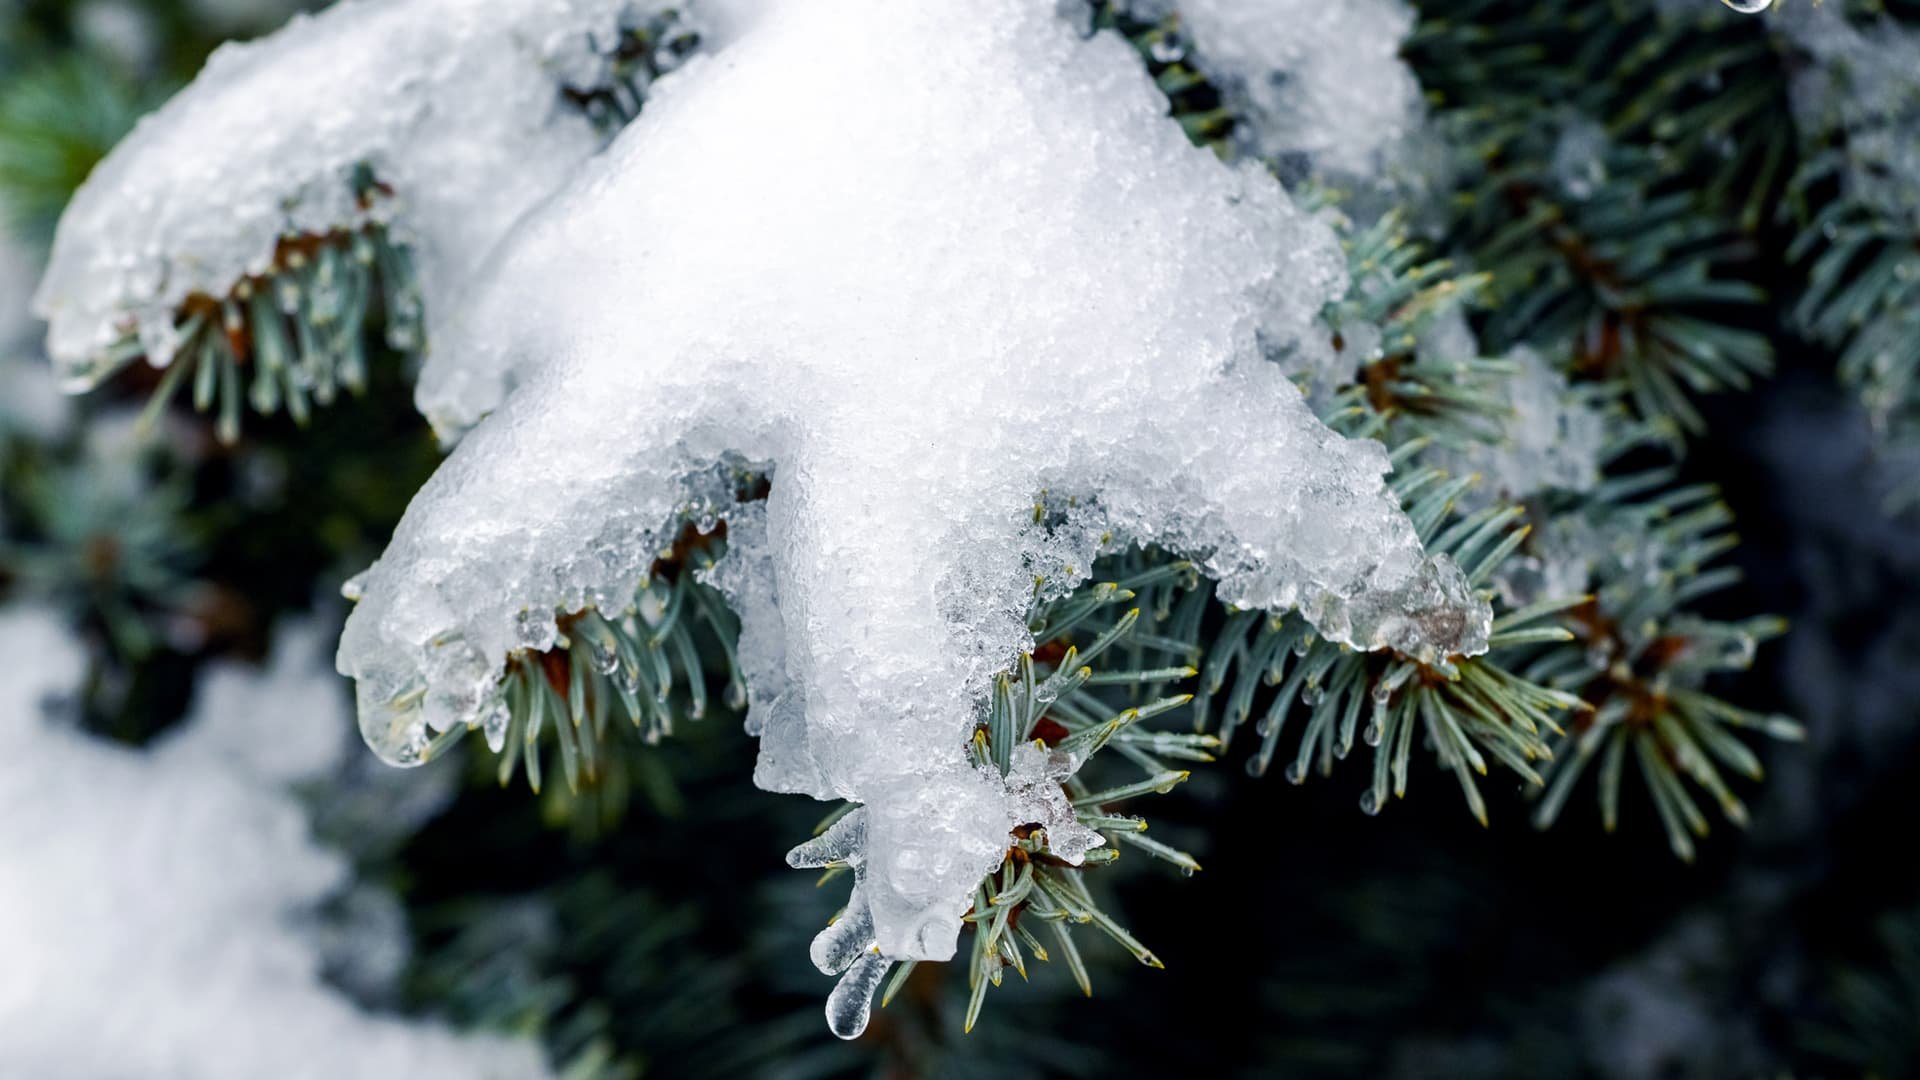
[339,0,1491,961]
[1119,0,1426,184]
[32,0,690,384]
[0,610,549,1078]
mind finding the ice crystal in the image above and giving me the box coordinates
[333,0,1488,964]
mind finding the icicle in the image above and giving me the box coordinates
[825,951,893,1040]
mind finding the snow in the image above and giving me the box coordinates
[0,609,550,1079]
[1113,0,1427,187]
[1444,347,1606,503]
[1775,2,1920,229]
[33,0,704,388]
[1494,513,1606,612]
[340,0,1490,967]
[1549,116,1613,202]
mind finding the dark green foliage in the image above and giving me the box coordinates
[1412,0,1787,432]
[1798,902,1920,1077]
[0,57,145,243]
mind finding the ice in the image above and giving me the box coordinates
[340,0,1489,963]
[1113,0,1427,187]
[0,608,550,1079]
[1774,2,1920,229]
[1004,742,1105,865]
[1442,347,1606,503]
[33,0,706,387]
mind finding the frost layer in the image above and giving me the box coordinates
[343,0,1489,961]
[0,610,549,1080]
[1117,0,1426,185]
[33,0,693,385]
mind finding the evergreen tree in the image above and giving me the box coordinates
[1,0,1916,1076]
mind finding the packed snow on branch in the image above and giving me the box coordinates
[1102,0,1428,189]
[32,0,707,387]
[325,0,1489,987]
[0,610,548,1079]
[1774,2,1920,228]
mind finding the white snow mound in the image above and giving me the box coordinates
[1115,0,1426,185]
[33,0,700,387]
[0,609,550,1079]
[341,0,1490,962]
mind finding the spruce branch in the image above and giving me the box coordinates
[80,9,704,443]
[416,477,761,837]
[1410,0,1789,433]
[1097,452,1581,824]
[791,550,1209,1039]
[1797,902,1920,1077]
[1781,1,1920,510]
[1519,472,1803,859]
[128,174,421,445]
[1321,206,1509,448]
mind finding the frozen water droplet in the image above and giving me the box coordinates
[1363,719,1383,747]
[915,915,960,956]
[481,696,510,753]
[1359,788,1383,815]
[1719,0,1772,11]
[1369,682,1391,706]
[1284,759,1308,785]
[138,318,183,370]
[825,951,891,1041]
[786,807,867,869]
